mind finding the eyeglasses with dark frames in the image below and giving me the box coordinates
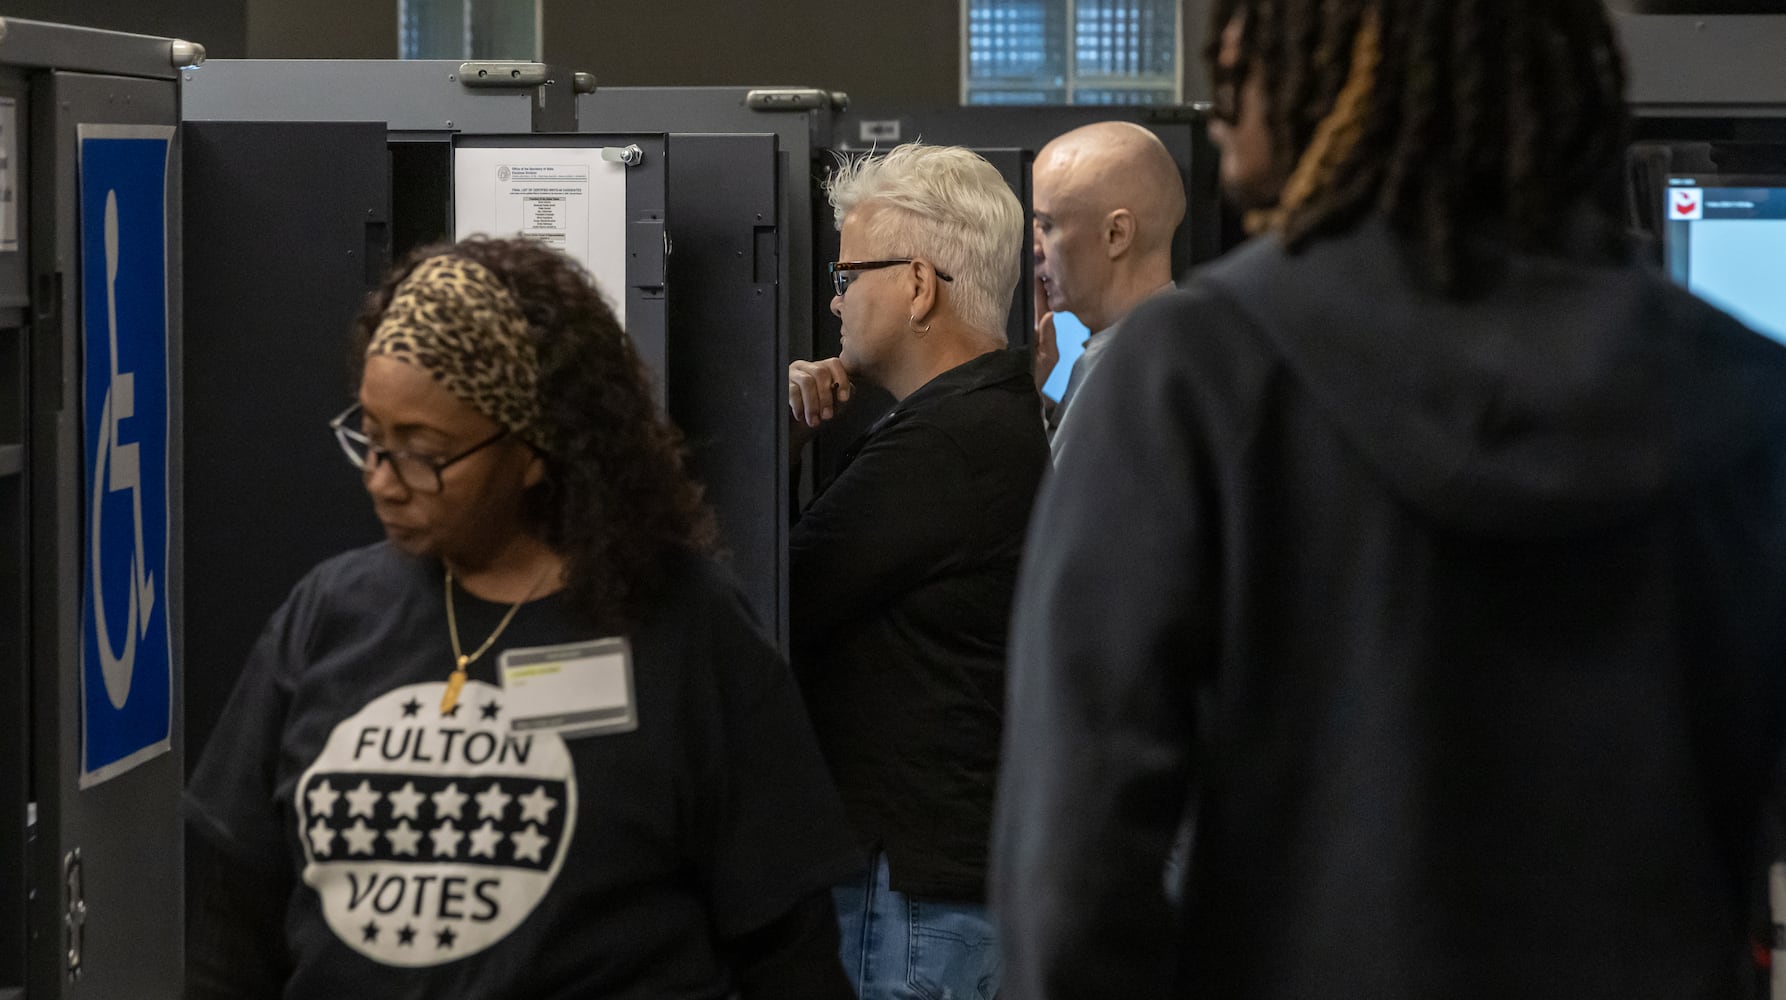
[828,259,955,297]
[328,402,509,495]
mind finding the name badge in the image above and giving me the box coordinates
[498,638,637,738]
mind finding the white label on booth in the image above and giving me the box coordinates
[453,148,628,326]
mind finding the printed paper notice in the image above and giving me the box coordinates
[498,164,585,252]
[0,98,17,253]
[454,147,628,326]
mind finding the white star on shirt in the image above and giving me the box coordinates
[431,782,469,821]
[305,779,340,820]
[468,820,503,859]
[342,818,378,856]
[344,780,382,819]
[474,781,513,821]
[308,818,336,857]
[510,823,549,864]
[385,819,422,857]
[429,820,464,859]
[517,785,557,825]
[387,781,425,821]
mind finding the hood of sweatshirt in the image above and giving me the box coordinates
[1196,216,1786,538]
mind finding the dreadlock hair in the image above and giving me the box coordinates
[1208,0,1632,297]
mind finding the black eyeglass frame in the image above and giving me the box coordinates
[827,259,955,297]
[328,402,509,494]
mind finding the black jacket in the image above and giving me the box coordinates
[792,347,1048,900]
[995,218,1786,999]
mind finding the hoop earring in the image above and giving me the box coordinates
[909,314,932,335]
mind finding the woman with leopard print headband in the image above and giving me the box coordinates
[187,237,860,999]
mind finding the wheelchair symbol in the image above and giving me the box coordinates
[89,189,156,710]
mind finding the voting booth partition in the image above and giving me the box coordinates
[577,87,849,652]
[0,18,194,1000]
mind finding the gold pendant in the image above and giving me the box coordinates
[441,668,467,713]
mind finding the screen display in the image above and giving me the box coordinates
[1665,176,1786,344]
[1041,311,1092,404]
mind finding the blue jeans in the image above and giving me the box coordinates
[832,854,1002,1000]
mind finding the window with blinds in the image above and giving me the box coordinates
[962,0,1182,106]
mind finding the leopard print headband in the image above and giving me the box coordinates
[366,254,547,451]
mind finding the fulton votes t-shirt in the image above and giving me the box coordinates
[186,543,857,999]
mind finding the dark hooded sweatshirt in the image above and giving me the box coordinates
[994,217,1786,1000]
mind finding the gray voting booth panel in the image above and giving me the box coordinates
[643,133,786,650]
[0,58,29,1000]
[578,88,833,651]
[579,87,834,364]
[0,18,187,1000]
[181,121,391,774]
[1616,13,1786,113]
[181,59,578,133]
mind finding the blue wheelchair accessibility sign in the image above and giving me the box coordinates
[79,127,175,787]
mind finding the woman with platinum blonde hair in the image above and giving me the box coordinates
[787,143,1049,1000]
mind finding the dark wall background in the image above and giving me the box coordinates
[542,0,963,106]
[543,1,1216,105]
[244,0,395,58]
[11,0,1224,106]
[6,2,1708,108]
[12,0,246,56]
[12,0,394,62]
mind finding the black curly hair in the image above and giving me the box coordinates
[1209,0,1632,296]
[350,236,718,631]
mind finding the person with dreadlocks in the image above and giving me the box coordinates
[992,1,1786,998]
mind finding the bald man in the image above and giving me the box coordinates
[1032,121,1186,458]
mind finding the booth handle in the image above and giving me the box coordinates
[458,62,549,89]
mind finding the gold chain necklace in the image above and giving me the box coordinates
[441,564,552,713]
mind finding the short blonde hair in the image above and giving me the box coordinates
[826,143,1024,345]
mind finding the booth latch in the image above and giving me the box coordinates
[601,145,644,168]
[628,218,666,290]
[64,849,85,981]
[458,62,549,88]
[170,39,206,69]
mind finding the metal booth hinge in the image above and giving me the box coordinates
[601,144,644,167]
[458,62,549,88]
[170,39,207,70]
[64,849,86,981]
